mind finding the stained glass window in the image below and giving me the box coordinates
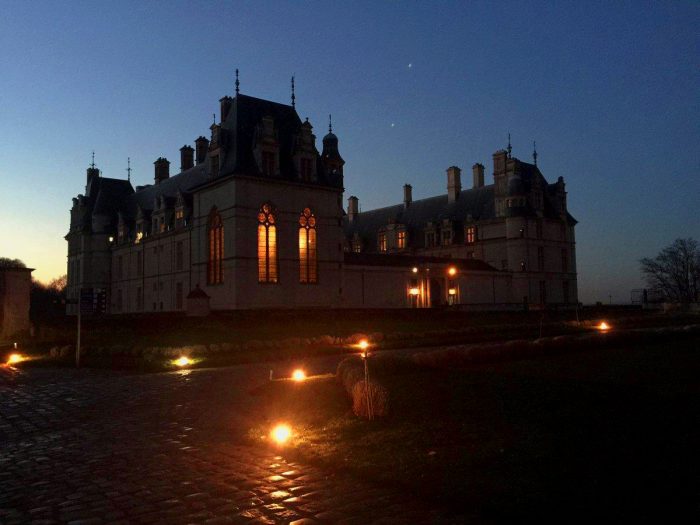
[258,204,278,283]
[299,208,317,283]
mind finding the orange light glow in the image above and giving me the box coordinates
[358,340,369,350]
[448,267,457,276]
[271,424,292,444]
[448,288,457,295]
[409,287,420,296]
[291,369,306,382]
[597,321,611,331]
[173,356,193,367]
[6,353,24,365]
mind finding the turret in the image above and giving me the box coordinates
[321,115,344,176]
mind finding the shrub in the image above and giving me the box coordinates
[352,380,389,419]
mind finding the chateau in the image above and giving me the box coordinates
[66,79,577,314]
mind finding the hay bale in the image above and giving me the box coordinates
[352,380,389,418]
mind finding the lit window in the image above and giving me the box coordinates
[299,208,317,283]
[466,226,476,244]
[352,239,361,253]
[207,208,224,285]
[397,230,406,249]
[258,204,278,283]
[378,233,387,252]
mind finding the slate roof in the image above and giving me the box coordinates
[343,185,495,251]
[344,158,577,251]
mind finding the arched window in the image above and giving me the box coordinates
[207,208,224,284]
[257,204,278,283]
[299,207,317,283]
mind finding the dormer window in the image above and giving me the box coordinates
[378,232,387,252]
[300,158,313,181]
[397,230,406,249]
[441,229,452,246]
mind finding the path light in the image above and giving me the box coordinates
[409,287,420,296]
[597,321,611,331]
[412,267,418,273]
[173,356,193,367]
[291,369,306,382]
[448,288,457,296]
[448,267,457,276]
[271,424,292,445]
[7,354,24,366]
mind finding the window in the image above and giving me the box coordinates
[425,231,436,247]
[299,208,317,283]
[176,241,184,271]
[176,282,183,310]
[378,233,387,252]
[258,203,278,283]
[207,208,224,285]
[118,223,126,243]
[300,158,312,181]
[520,260,526,272]
[397,230,406,249]
[465,226,476,244]
[539,281,546,304]
[159,217,165,233]
[538,247,544,271]
[352,239,362,253]
[211,155,219,177]
[561,249,568,273]
[441,229,452,246]
[262,151,275,176]
[175,208,184,228]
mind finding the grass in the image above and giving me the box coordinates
[250,337,700,521]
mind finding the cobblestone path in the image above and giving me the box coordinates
[0,361,449,524]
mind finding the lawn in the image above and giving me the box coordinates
[250,337,700,522]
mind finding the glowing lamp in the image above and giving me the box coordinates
[358,340,369,351]
[7,353,24,365]
[412,267,418,273]
[448,267,457,276]
[271,424,292,445]
[597,322,610,331]
[108,236,114,243]
[291,369,306,382]
[409,287,420,296]
[173,356,193,367]
[448,288,457,296]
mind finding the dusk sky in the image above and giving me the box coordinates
[1,0,698,304]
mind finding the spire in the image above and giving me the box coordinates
[533,141,538,166]
[212,113,216,125]
[328,114,332,134]
[291,75,295,108]
[126,157,132,182]
[90,151,95,169]
[507,133,512,158]
[235,68,240,95]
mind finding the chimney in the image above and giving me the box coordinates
[154,157,170,184]
[493,150,508,176]
[180,145,194,171]
[347,196,359,223]
[472,163,484,188]
[403,184,412,208]
[220,96,232,122]
[195,136,209,165]
[447,166,461,203]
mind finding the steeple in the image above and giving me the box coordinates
[291,75,295,108]
[322,114,344,177]
[126,157,131,182]
[533,141,538,166]
[328,114,332,134]
[507,133,512,158]
[235,68,240,96]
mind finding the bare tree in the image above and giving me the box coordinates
[640,238,699,303]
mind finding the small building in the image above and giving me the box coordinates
[0,266,33,338]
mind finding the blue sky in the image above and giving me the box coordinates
[1,0,698,303]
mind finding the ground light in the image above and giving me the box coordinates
[271,424,292,445]
[291,369,306,382]
[598,321,611,331]
[173,356,193,367]
[6,353,25,366]
[448,267,457,276]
